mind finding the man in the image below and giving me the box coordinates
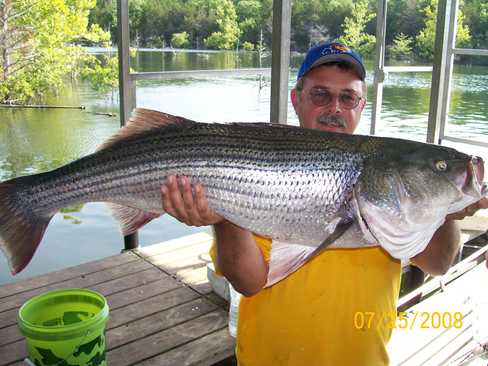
[161,42,488,365]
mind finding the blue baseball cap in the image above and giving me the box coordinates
[297,42,366,81]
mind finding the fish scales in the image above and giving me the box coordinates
[21,122,365,241]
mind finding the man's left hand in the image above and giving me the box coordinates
[446,197,488,221]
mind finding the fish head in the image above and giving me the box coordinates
[353,142,486,259]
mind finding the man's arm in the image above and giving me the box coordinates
[410,219,460,275]
[411,197,488,275]
[213,220,268,296]
[161,175,268,296]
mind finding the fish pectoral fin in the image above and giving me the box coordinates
[108,203,161,236]
[97,109,196,151]
[265,242,316,287]
[309,220,355,260]
[265,221,354,287]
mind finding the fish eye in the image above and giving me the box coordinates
[435,160,448,171]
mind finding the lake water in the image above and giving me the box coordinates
[0,49,487,284]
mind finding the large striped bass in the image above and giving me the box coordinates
[0,108,486,274]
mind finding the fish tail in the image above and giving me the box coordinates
[0,178,53,274]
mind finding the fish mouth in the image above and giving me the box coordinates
[463,156,485,197]
[473,156,484,183]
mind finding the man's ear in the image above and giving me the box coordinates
[359,97,367,113]
[290,88,300,113]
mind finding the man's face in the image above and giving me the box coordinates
[291,65,366,135]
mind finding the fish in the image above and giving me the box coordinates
[0,108,486,275]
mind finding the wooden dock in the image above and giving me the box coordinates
[388,209,488,365]
[388,252,488,365]
[0,211,486,365]
[0,232,235,366]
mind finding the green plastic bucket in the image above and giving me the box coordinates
[17,288,109,366]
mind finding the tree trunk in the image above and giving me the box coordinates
[0,0,11,82]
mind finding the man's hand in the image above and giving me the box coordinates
[446,197,488,221]
[161,175,268,295]
[161,175,223,226]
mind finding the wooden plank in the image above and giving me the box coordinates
[90,267,167,297]
[107,276,182,310]
[389,263,488,365]
[107,297,217,349]
[136,232,213,258]
[148,248,212,294]
[459,214,488,232]
[175,266,213,295]
[0,323,20,347]
[0,308,17,328]
[0,259,152,312]
[389,313,473,365]
[146,241,212,267]
[107,287,200,330]
[0,252,139,299]
[150,254,209,275]
[107,310,228,366]
[424,326,474,366]
[0,276,185,347]
[136,328,235,366]
[0,338,25,365]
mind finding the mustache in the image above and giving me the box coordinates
[317,114,347,128]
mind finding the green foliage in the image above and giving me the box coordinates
[242,41,255,51]
[387,33,414,61]
[416,0,471,60]
[234,0,272,46]
[81,54,118,93]
[0,0,111,103]
[203,0,240,49]
[338,0,376,57]
[171,32,190,48]
[386,0,425,46]
[88,0,116,39]
[85,0,487,63]
[463,0,488,48]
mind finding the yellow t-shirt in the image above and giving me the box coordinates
[210,236,401,366]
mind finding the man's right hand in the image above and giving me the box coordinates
[161,175,224,227]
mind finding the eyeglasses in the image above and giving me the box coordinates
[307,87,363,110]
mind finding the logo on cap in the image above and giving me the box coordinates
[321,43,351,56]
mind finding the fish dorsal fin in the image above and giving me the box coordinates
[97,108,195,151]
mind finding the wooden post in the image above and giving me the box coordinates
[269,0,291,124]
[117,0,138,250]
[370,0,388,135]
[427,0,457,144]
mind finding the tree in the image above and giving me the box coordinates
[463,0,488,49]
[416,0,471,60]
[81,54,118,93]
[234,0,272,48]
[88,0,116,40]
[338,0,376,57]
[171,32,190,48]
[387,33,414,61]
[386,0,425,45]
[203,0,240,49]
[0,0,110,103]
